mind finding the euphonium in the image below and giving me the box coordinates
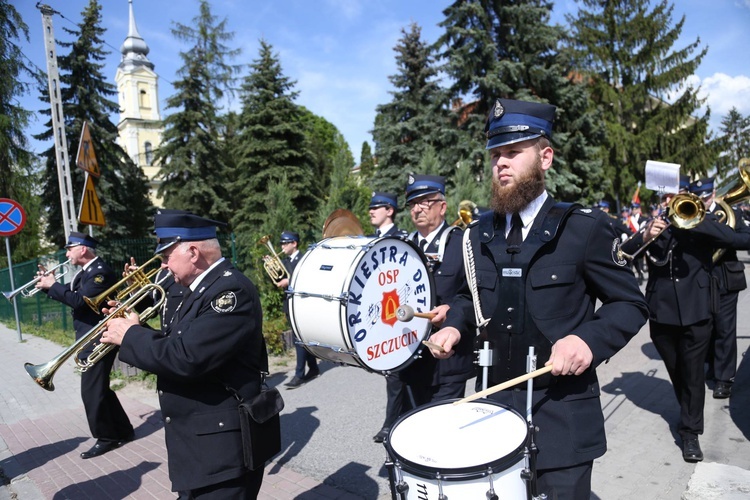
[451,200,477,228]
[713,159,750,262]
[83,254,164,313]
[24,272,171,391]
[3,259,71,301]
[257,235,289,285]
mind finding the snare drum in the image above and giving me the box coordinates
[385,399,530,499]
[289,236,435,373]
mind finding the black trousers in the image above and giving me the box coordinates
[536,460,593,500]
[709,290,739,383]
[79,348,134,441]
[381,374,405,430]
[180,468,264,499]
[650,319,712,436]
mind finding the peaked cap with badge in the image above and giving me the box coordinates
[369,192,399,210]
[405,174,446,203]
[485,98,556,149]
[688,177,715,197]
[154,209,227,253]
[279,231,300,244]
[65,231,100,249]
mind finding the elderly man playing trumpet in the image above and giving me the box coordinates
[36,231,135,459]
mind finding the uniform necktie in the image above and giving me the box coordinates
[507,212,523,247]
[375,229,381,237]
[419,238,428,252]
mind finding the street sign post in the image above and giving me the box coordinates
[0,198,27,341]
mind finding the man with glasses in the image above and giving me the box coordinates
[277,231,320,389]
[397,174,475,411]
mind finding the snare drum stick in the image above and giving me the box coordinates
[452,365,554,405]
[421,340,446,353]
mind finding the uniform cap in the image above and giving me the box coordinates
[485,98,556,149]
[279,231,300,244]
[369,192,398,210]
[154,209,226,253]
[688,177,714,197]
[65,231,99,249]
[405,174,446,203]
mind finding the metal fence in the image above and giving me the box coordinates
[0,235,237,331]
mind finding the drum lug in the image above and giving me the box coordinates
[485,467,498,500]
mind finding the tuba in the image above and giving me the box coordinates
[257,235,289,285]
[24,272,170,391]
[713,158,750,262]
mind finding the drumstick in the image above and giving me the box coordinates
[452,365,554,405]
[421,340,446,353]
[396,304,437,321]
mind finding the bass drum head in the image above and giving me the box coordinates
[386,399,529,479]
[344,236,435,372]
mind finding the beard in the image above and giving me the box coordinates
[490,153,545,214]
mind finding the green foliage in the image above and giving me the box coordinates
[36,0,154,250]
[566,0,716,207]
[155,0,238,223]
[359,141,375,182]
[372,23,456,197]
[714,108,750,179]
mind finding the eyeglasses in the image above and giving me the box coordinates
[408,198,443,211]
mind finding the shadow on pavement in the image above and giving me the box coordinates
[268,406,319,474]
[52,461,160,499]
[133,409,164,439]
[640,340,661,360]
[0,436,87,476]
[316,462,379,500]
[601,369,679,428]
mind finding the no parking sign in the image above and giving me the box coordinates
[0,199,26,236]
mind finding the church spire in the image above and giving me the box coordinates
[119,0,153,71]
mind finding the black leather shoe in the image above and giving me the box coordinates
[80,439,127,459]
[682,436,703,462]
[373,428,389,443]
[713,381,732,399]
[304,368,320,381]
[285,376,306,389]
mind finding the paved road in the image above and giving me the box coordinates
[1,261,750,499]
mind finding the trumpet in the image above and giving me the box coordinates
[3,259,71,301]
[24,272,170,391]
[257,235,289,285]
[618,193,705,261]
[83,254,164,313]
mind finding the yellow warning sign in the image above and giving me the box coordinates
[78,174,105,226]
[76,121,100,177]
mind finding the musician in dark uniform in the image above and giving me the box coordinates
[367,192,409,443]
[625,177,747,463]
[428,99,649,499]
[695,179,750,399]
[596,200,631,242]
[36,232,135,459]
[398,175,474,410]
[101,211,266,498]
[277,230,320,389]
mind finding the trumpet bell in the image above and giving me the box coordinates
[669,193,705,229]
[322,209,364,238]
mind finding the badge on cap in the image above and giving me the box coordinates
[212,291,237,313]
[494,99,505,118]
[407,174,415,186]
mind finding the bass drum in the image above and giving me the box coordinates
[288,235,435,373]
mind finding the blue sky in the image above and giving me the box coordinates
[14,0,750,158]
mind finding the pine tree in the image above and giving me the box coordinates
[37,0,153,256]
[566,0,715,205]
[230,40,314,272]
[437,0,604,203]
[715,107,750,178]
[298,106,338,203]
[358,141,375,182]
[155,0,240,223]
[372,23,455,197]
[0,0,45,263]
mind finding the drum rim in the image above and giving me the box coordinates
[384,398,529,480]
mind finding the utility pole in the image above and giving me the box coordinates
[38,3,78,241]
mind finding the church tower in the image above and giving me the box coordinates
[116,0,164,206]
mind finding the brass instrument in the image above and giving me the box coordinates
[451,200,477,228]
[322,209,364,238]
[3,259,71,301]
[618,193,706,261]
[83,254,164,313]
[713,159,750,262]
[24,273,170,391]
[257,235,289,285]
